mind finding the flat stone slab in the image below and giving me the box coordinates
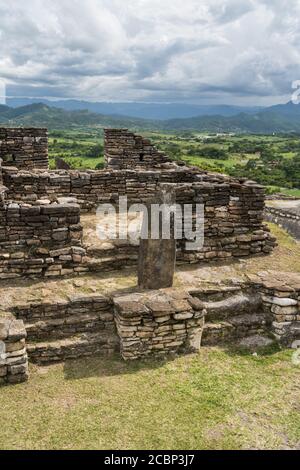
[247,271,300,292]
[271,297,298,307]
[239,335,275,350]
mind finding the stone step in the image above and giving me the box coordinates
[202,293,263,321]
[25,312,115,341]
[13,295,112,322]
[86,255,138,272]
[27,331,120,364]
[87,245,138,259]
[202,312,267,346]
[189,285,243,302]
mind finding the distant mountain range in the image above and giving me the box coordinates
[0,103,152,129]
[1,100,300,133]
[162,103,300,133]
[7,98,262,120]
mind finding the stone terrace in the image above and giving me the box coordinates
[1,127,299,384]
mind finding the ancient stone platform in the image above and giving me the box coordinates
[1,127,297,386]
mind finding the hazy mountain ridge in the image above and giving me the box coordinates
[162,107,300,133]
[0,103,156,130]
[7,98,262,120]
[0,101,300,133]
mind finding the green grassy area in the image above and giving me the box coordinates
[266,186,300,198]
[1,347,299,450]
[49,156,104,170]
[48,129,104,169]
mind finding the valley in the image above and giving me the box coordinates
[48,129,300,197]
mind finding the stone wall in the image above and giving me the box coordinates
[0,128,48,170]
[2,271,299,373]
[265,206,300,240]
[0,200,86,279]
[114,289,205,360]
[248,271,300,347]
[13,295,118,364]
[0,317,28,384]
[177,181,276,262]
[1,166,276,265]
[0,128,276,279]
[2,166,198,210]
[104,128,171,169]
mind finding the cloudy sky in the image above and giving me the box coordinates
[0,0,299,105]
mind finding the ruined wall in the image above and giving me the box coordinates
[13,295,118,364]
[104,128,171,169]
[114,289,205,360]
[2,167,198,211]
[5,273,298,368]
[178,181,276,262]
[0,318,28,384]
[249,272,300,347]
[2,166,199,209]
[0,128,48,170]
[190,178,275,259]
[2,167,276,265]
[0,201,86,279]
[0,128,276,279]
[9,289,206,363]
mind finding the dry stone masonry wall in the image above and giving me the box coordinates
[0,128,48,170]
[177,181,276,262]
[104,128,171,169]
[1,271,299,374]
[12,295,118,364]
[248,272,300,347]
[0,127,294,384]
[0,318,28,384]
[192,285,269,346]
[0,127,276,279]
[114,289,205,360]
[2,166,198,210]
[0,198,86,279]
[1,171,276,268]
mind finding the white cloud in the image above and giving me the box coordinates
[0,0,299,104]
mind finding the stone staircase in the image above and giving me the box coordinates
[12,296,120,364]
[27,332,118,364]
[9,282,278,365]
[190,285,269,346]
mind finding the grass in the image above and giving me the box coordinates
[268,222,299,248]
[282,188,300,197]
[49,156,104,170]
[242,223,300,274]
[0,347,299,450]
